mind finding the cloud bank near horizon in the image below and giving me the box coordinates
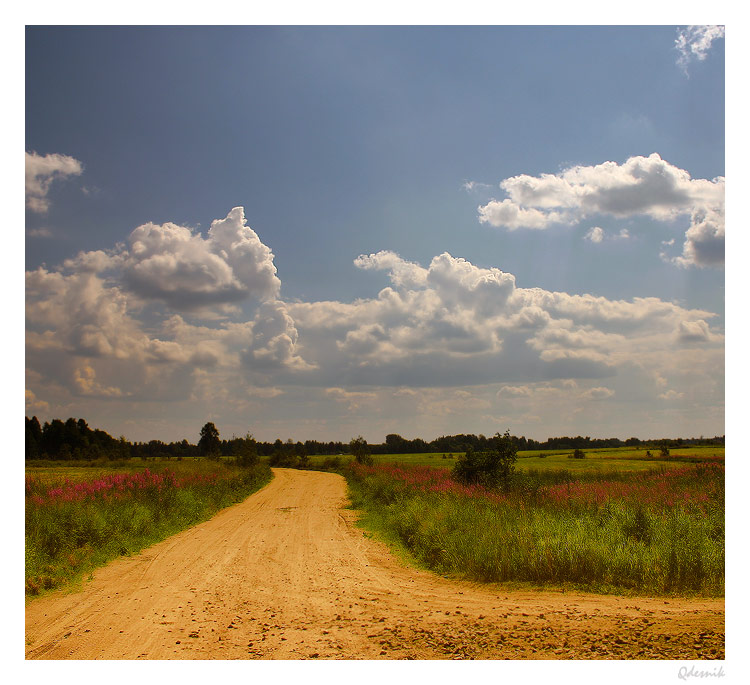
[26,205,723,440]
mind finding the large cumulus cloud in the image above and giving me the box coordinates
[122,207,280,310]
[476,154,724,268]
[25,208,723,440]
[287,250,722,387]
[25,208,309,405]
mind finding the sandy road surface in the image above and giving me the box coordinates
[26,468,724,660]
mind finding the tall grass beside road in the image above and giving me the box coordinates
[345,462,724,596]
[25,460,272,596]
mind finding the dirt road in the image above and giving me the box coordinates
[25,468,724,660]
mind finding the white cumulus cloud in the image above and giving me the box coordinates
[287,250,722,389]
[25,208,312,407]
[26,151,83,213]
[584,227,630,244]
[25,208,724,436]
[478,199,565,230]
[478,154,724,267]
[243,300,314,371]
[585,227,604,243]
[122,207,280,311]
[674,207,725,268]
[676,319,714,343]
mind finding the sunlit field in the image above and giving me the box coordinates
[306,445,724,472]
[26,446,724,599]
[344,448,724,596]
[25,459,271,597]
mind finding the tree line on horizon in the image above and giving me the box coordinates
[24,415,725,462]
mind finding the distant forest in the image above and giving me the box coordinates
[25,415,725,462]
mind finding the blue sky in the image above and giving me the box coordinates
[25,25,725,443]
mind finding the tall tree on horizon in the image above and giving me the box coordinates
[198,422,221,456]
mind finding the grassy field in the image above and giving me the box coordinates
[366,452,685,472]
[25,459,272,597]
[344,449,724,597]
[26,447,723,598]
[305,445,723,472]
[26,464,147,483]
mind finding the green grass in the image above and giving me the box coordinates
[369,452,684,472]
[25,463,144,481]
[25,459,272,598]
[341,445,724,472]
[518,446,724,459]
[344,460,724,597]
[517,455,677,474]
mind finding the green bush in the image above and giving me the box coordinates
[350,436,374,466]
[235,435,260,467]
[321,456,342,470]
[269,451,298,467]
[452,430,517,490]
